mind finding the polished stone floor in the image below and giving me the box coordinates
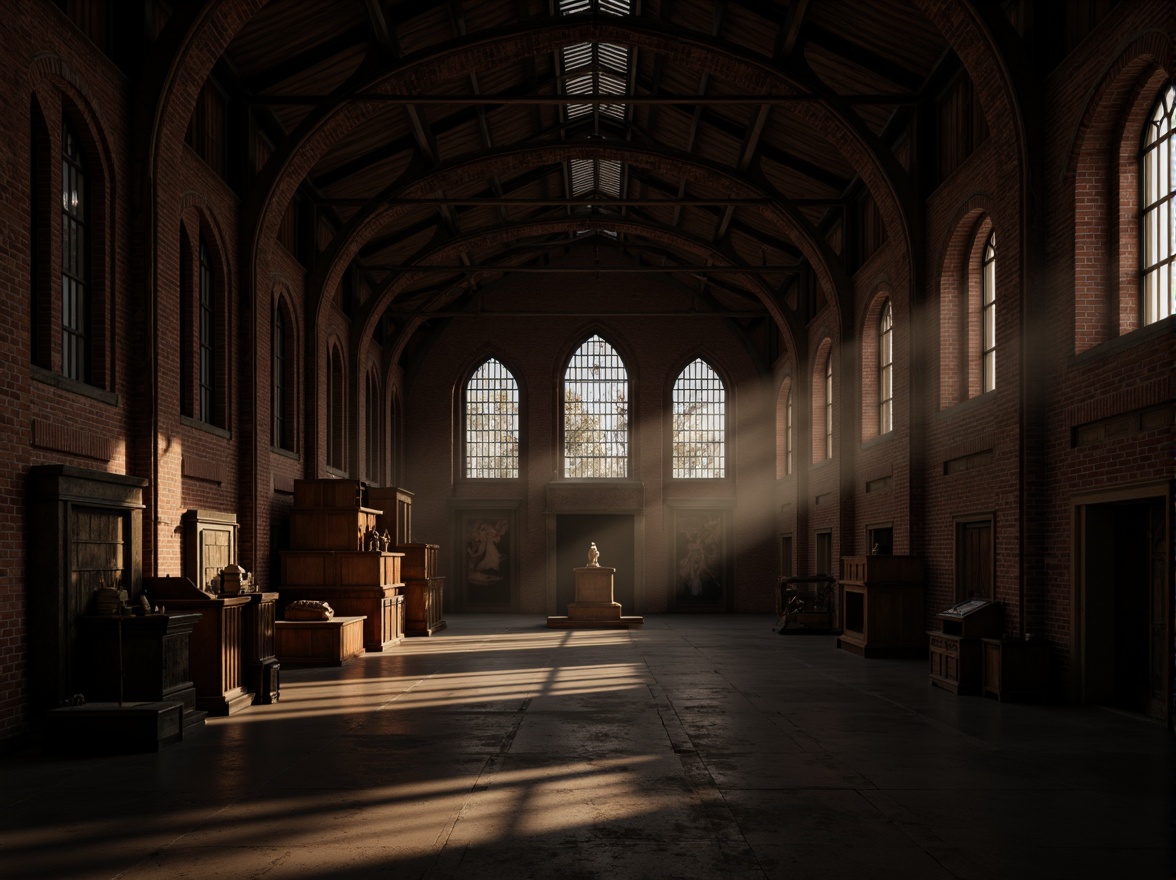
[1,614,1172,879]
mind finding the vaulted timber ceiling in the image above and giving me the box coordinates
[221,0,952,353]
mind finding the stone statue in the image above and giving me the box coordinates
[587,542,600,567]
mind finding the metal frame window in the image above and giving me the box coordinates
[1142,84,1174,325]
[465,358,520,479]
[981,232,996,393]
[878,299,894,434]
[672,358,726,479]
[273,305,287,447]
[824,351,833,459]
[198,240,215,423]
[785,388,793,475]
[61,119,88,383]
[327,346,345,472]
[563,335,628,478]
[366,370,383,485]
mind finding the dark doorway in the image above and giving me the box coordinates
[1081,498,1167,719]
[556,515,634,614]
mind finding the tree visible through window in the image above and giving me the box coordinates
[465,358,519,479]
[564,335,628,478]
[1142,84,1174,324]
[672,358,725,478]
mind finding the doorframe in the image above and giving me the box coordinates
[544,480,646,615]
[1071,481,1171,724]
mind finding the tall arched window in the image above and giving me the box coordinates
[465,358,520,479]
[327,345,345,472]
[272,300,296,450]
[198,239,216,424]
[878,299,893,434]
[1142,84,1174,325]
[564,334,628,478]
[672,358,725,479]
[365,369,383,485]
[61,119,88,383]
[981,232,996,393]
[824,351,833,459]
[785,388,794,475]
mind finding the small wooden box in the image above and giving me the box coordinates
[293,479,366,510]
[395,543,438,579]
[929,631,982,694]
[289,508,379,552]
[937,599,1002,639]
[275,616,366,667]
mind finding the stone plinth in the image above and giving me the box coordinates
[548,566,643,629]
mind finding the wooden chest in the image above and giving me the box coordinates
[275,616,366,667]
[929,631,982,694]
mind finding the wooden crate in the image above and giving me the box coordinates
[275,616,366,667]
[841,555,925,585]
[282,551,402,588]
[293,479,366,510]
[289,508,378,552]
[396,543,438,580]
[368,486,413,542]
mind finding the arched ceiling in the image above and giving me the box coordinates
[217,0,953,363]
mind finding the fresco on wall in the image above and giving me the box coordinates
[674,510,726,608]
[462,513,513,607]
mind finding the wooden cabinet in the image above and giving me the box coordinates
[928,600,1002,694]
[837,556,925,658]
[982,638,1050,702]
[405,576,447,636]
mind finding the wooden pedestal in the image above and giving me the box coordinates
[548,566,643,628]
[243,592,280,704]
[276,616,366,667]
[837,581,926,658]
[982,638,1050,702]
[77,613,206,733]
[405,576,446,636]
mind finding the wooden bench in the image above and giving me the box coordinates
[275,615,366,667]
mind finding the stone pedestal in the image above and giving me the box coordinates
[548,566,643,629]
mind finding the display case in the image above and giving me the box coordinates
[928,599,1002,694]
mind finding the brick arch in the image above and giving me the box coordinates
[935,202,993,409]
[178,202,234,429]
[355,214,795,382]
[1066,32,1173,351]
[29,64,117,388]
[334,147,820,358]
[243,21,913,288]
[271,282,300,451]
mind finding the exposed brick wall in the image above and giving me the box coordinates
[0,0,1172,745]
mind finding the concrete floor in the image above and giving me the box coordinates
[1,614,1172,880]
